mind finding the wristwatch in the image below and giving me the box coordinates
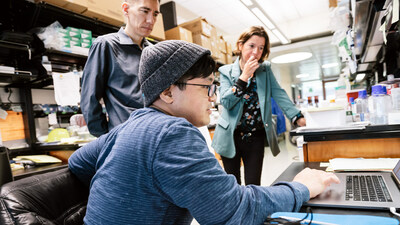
[291,112,304,125]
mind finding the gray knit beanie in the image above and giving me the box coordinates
[139,40,211,107]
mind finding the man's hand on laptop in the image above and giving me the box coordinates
[293,168,340,198]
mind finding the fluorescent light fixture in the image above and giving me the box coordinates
[322,62,338,69]
[271,52,312,64]
[296,73,310,78]
[241,0,253,6]
[355,73,366,82]
[271,29,289,44]
[251,8,275,29]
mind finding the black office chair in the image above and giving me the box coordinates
[0,146,13,186]
[0,167,89,225]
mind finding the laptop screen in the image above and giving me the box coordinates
[394,160,400,181]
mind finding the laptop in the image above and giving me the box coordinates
[305,160,400,209]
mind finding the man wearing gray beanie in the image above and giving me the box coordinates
[69,40,339,224]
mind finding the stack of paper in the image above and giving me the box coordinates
[13,155,62,164]
[329,158,400,172]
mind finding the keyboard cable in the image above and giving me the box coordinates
[390,207,400,217]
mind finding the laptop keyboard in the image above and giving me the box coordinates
[345,175,393,202]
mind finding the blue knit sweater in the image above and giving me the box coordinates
[69,107,309,225]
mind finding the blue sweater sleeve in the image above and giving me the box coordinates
[152,124,310,225]
[68,134,107,186]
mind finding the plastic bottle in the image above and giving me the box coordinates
[382,86,392,112]
[350,97,359,122]
[369,85,388,125]
[355,90,369,122]
[346,97,354,123]
[388,88,400,124]
[42,55,52,75]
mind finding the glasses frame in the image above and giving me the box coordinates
[176,82,217,97]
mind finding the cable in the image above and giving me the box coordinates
[6,88,13,104]
[390,207,400,217]
[264,207,313,225]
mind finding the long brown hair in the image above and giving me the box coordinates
[234,26,270,63]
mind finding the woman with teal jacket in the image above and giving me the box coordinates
[211,26,306,185]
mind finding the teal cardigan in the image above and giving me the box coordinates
[211,58,300,158]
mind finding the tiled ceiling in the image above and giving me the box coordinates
[160,0,342,83]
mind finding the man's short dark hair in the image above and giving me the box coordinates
[175,54,216,90]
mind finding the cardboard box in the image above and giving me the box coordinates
[64,0,88,13]
[226,42,233,55]
[36,0,87,14]
[226,53,233,64]
[83,0,124,27]
[218,36,227,53]
[217,52,227,64]
[149,13,165,41]
[210,37,219,58]
[210,25,217,41]
[192,33,211,51]
[165,26,193,43]
[180,17,213,38]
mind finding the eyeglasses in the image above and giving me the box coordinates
[176,83,217,97]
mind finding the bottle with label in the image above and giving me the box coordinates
[346,97,354,123]
[369,85,388,125]
[355,90,369,122]
[350,97,359,122]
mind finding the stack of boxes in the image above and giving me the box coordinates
[167,17,233,65]
[58,27,93,54]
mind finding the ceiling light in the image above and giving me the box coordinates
[251,8,275,29]
[241,0,253,6]
[239,0,290,44]
[271,52,312,64]
[322,62,338,69]
[271,29,289,44]
[296,73,310,78]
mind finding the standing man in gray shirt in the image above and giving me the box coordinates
[81,0,160,137]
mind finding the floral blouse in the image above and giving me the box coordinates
[232,77,264,141]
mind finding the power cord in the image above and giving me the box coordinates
[264,207,313,225]
[390,207,400,217]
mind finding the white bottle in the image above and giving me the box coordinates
[355,90,369,122]
[346,97,354,123]
[388,88,400,124]
[369,85,388,125]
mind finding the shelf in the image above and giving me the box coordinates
[45,49,88,68]
[33,143,81,151]
[0,72,37,85]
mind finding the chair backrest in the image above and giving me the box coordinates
[0,167,89,225]
[0,146,13,186]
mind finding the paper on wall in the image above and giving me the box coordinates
[52,72,80,106]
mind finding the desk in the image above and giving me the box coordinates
[291,125,400,162]
[273,162,400,219]
[12,163,68,180]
